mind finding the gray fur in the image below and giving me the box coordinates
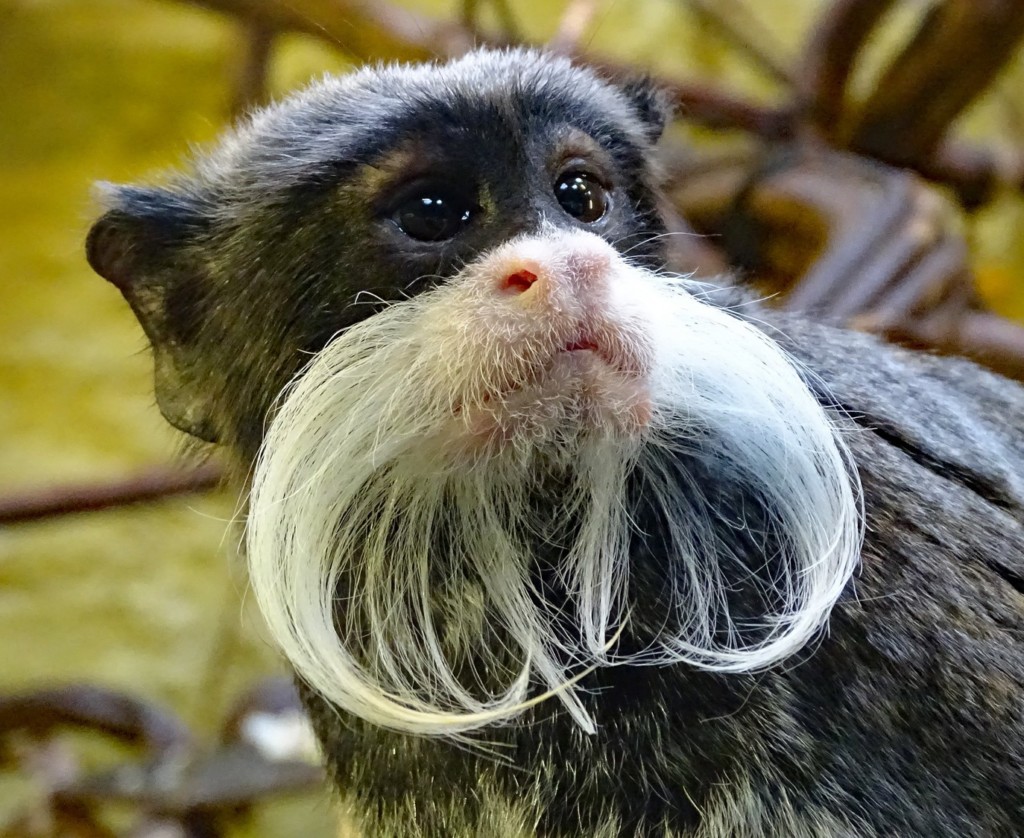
[87,49,1024,837]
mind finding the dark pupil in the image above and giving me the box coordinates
[395,194,472,242]
[555,172,606,222]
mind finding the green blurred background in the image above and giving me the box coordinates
[1,3,352,833]
[2,1,1024,834]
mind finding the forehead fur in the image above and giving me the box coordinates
[194,49,653,199]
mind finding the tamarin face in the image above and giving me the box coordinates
[87,49,861,739]
[86,49,669,457]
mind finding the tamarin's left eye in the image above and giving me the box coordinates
[554,172,608,223]
[392,189,477,242]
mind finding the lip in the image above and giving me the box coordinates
[451,330,643,419]
[563,339,600,353]
[560,338,624,373]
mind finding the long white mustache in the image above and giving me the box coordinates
[246,232,862,736]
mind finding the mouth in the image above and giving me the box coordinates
[454,325,649,411]
[446,331,651,440]
[563,338,600,354]
[451,346,600,417]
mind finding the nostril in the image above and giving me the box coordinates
[503,269,539,294]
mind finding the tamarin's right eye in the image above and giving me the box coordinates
[554,171,609,223]
[391,187,478,242]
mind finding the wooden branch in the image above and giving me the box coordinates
[550,0,601,55]
[666,80,796,137]
[0,463,223,525]
[665,145,1024,381]
[850,0,1024,164]
[179,0,477,62]
[680,0,795,88]
[914,138,1024,209]
[956,310,1024,382]
[148,0,1024,382]
[0,685,191,756]
[800,0,897,138]
[229,20,275,118]
[177,0,794,139]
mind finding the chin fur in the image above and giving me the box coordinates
[245,232,862,737]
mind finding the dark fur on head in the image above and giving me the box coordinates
[88,49,1024,837]
[87,50,669,454]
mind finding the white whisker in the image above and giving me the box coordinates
[246,231,862,737]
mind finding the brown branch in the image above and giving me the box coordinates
[0,686,191,757]
[550,0,601,55]
[680,0,795,88]
[800,0,897,138]
[0,462,223,525]
[58,743,323,811]
[462,0,521,41]
[955,310,1024,381]
[153,0,1024,382]
[229,20,275,119]
[916,138,1024,210]
[178,0,477,62]
[180,1,798,142]
[668,81,795,138]
[850,0,1024,165]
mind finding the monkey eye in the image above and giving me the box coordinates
[554,171,609,223]
[391,187,477,242]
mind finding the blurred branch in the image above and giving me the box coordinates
[148,0,1024,374]
[957,311,1024,381]
[490,0,522,40]
[849,1,1024,164]
[0,686,191,757]
[800,0,897,138]
[1,681,323,837]
[666,81,795,137]
[229,20,275,118]
[680,0,795,87]
[179,0,478,61]
[668,144,1024,380]
[916,138,1024,210]
[461,0,522,41]
[550,0,601,55]
[0,463,223,525]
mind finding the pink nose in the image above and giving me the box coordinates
[503,269,539,294]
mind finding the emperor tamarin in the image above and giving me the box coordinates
[86,49,1024,836]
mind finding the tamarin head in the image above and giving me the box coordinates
[87,49,860,739]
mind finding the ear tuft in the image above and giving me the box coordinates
[86,210,134,292]
[619,76,673,143]
[85,184,219,443]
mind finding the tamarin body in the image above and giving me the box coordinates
[87,50,1024,837]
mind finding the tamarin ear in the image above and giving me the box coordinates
[618,76,673,143]
[86,184,219,443]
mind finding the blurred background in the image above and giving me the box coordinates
[3,0,1024,835]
